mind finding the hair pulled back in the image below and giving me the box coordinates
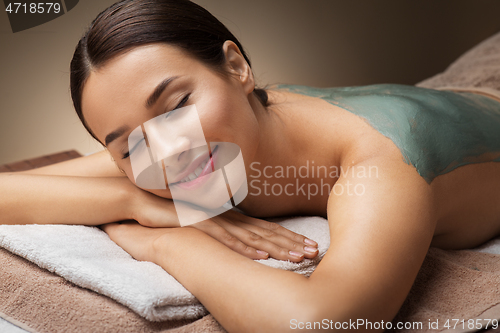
[70,0,268,142]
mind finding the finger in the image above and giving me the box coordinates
[232,214,318,248]
[215,219,308,263]
[230,218,319,259]
[233,220,319,260]
[189,220,269,260]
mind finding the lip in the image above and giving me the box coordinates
[169,145,219,190]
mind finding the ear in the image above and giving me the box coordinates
[222,40,255,95]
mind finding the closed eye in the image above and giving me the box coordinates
[166,93,191,118]
[122,93,191,159]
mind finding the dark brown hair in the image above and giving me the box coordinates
[70,0,269,143]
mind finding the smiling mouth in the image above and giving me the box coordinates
[168,145,218,187]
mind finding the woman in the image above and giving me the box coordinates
[2,0,500,331]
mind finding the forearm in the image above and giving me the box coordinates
[154,227,313,333]
[0,173,133,225]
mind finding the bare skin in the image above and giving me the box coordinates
[87,42,500,332]
[2,40,500,332]
[257,88,500,250]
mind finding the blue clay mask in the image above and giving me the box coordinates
[276,84,500,183]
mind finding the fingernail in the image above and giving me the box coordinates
[289,251,303,258]
[304,238,318,246]
[304,246,318,253]
[256,250,269,257]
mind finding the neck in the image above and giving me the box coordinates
[237,89,346,218]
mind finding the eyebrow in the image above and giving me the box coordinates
[104,76,179,147]
[105,125,130,147]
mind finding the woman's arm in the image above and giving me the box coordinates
[0,150,134,225]
[103,156,437,332]
[1,150,318,261]
[0,173,134,225]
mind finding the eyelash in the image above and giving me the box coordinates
[121,93,191,159]
[165,93,190,118]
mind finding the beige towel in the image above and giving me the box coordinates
[3,246,500,333]
[0,247,220,333]
[390,248,500,333]
[416,30,500,102]
[0,217,330,322]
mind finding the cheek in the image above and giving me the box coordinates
[199,101,232,129]
[199,97,260,162]
[119,163,134,184]
[200,94,253,137]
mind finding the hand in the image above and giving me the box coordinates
[187,210,319,262]
[127,188,319,262]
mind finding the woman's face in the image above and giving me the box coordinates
[81,43,261,203]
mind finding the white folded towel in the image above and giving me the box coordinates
[472,237,500,255]
[0,216,331,321]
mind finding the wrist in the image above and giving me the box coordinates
[117,177,141,221]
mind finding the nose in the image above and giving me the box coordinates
[144,127,191,166]
[141,103,208,170]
